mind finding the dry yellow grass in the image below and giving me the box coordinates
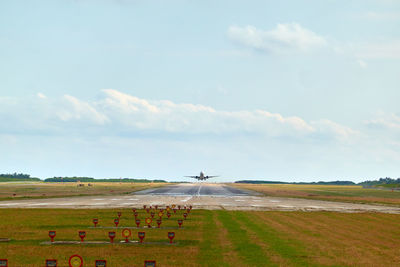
[0,182,166,200]
[253,211,400,266]
[232,183,400,206]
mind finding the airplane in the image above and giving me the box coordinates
[185,171,218,181]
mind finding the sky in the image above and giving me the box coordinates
[0,0,400,182]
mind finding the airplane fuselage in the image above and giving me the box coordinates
[185,171,217,181]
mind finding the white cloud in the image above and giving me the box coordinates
[0,89,359,142]
[358,59,368,68]
[354,41,400,59]
[227,22,400,61]
[227,23,327,53]
[37,93,47,99]
[99,89,315,136]
[97,90,357,142]
[312,119,360,141]
[57,95,109,125]
[366,112,400,130]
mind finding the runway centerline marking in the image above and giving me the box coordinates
[196,184,202,197]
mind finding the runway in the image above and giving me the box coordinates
[0,183,400,214]
[134,183,255,196]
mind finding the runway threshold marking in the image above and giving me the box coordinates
[181,196,193,202]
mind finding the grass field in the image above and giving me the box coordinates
[1,208,400,266]
[232,183,400,206]
[0,182,167,201]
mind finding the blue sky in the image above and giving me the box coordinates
[1,0,400,182]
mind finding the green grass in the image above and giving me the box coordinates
[217,210,271,266]
[236,212,312,267]
[1,209,400,266]
[197,210,227,266]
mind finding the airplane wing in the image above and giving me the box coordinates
[206,176,218,178]
[185,176,199,178]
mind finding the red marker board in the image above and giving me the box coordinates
[122,228,131,243]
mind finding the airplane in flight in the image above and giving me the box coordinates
[185,171,218,181]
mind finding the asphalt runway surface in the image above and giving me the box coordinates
[1,183,400,214]
[134,183,256,196]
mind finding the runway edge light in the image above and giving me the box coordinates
[108,231,116,243]
[45,259,57,267]
[138,232,145,243]
[168,232,175,243]
[95,259,107,267]
[78,231,86,242]
[144,260,156,267]
[48,231,56,242]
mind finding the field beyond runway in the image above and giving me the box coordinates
[1,183,400,213]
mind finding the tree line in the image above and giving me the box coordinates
[0,173,40,182]
[44,177,166,183]
[235,180,356,185]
